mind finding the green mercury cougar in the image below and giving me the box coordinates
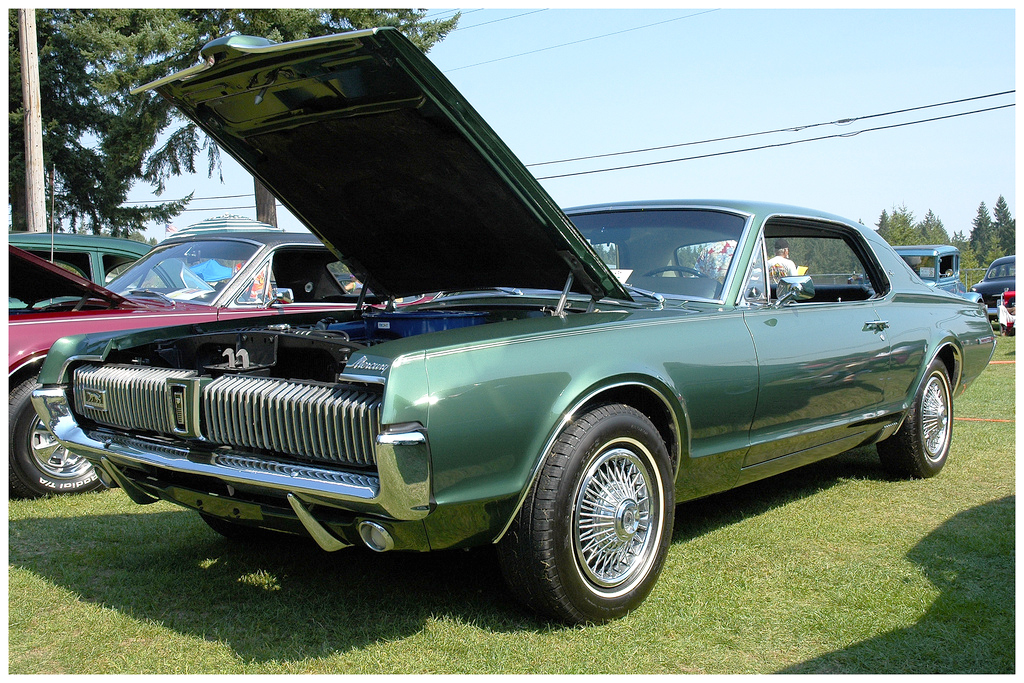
[33,28,995,624]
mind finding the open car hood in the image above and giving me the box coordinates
[9,245,137,310]
[136,28,630,302]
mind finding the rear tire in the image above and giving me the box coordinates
[9,375,102,498]
[498,403,674,623]
[877,358,953,479]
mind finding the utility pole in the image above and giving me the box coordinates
[19,9,46,232]
[254,178,278,227]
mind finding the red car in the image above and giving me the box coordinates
[9,234,363,497]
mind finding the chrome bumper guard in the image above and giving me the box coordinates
[32,386,432,522]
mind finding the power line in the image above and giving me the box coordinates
[453,9,548,32]
[535,103,1015,180]
[444,9,719,72]
[122,192,250,205]
[527,90,1016,168]
[123,93,1014,210]
[422,8,482,21]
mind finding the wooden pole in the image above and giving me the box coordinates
[254,178,279,227]
[19,9,46,233]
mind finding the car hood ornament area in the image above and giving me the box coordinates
[135,28,630,303]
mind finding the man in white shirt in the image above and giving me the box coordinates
[767,238,797,282]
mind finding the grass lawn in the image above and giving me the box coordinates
[9,337,1014,674]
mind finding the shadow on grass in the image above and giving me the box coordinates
[672,444,886,544]
[779,495,1015,674]
[9,505,540,661]
[8,444,909,666]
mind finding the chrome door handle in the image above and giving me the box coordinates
[863,320,889,332]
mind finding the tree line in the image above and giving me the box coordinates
[8,9,459,237]
[875,196,1015,272]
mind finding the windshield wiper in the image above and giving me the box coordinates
[435,287,525,298]
[623,284,666,306]
[127,289,174,305]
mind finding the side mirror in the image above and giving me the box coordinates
[775,275,815,306]
[271,287,295,305]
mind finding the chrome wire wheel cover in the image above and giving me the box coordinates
[921,373,951,462]
[29,415,92,480]
[573,440,662,593]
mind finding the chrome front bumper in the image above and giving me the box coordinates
[31,386,433,523]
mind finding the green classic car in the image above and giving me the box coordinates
[33,28,995,624]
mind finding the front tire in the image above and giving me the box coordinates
[498,403,675,623]
[9,375,102,498]
[877,358,953,479]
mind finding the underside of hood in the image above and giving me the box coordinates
[137,28,630,302]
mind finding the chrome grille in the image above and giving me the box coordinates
[203,375,381,466]
[72,364,383,469]
[73,364,197,433]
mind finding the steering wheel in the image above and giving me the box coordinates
[641,266,711,278]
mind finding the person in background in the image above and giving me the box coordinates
[767,238,797,282]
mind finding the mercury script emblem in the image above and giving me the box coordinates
[348,356,390,373]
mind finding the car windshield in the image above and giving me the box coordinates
[570,209,747,301]
[987,261,1015,280]
[107,240,260,304]
[899,254,938,282]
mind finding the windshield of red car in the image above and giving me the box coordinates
[106,240,260,304]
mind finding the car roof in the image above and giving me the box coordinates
[565,199,860,227]
[892,245,960,256]
[8,232,152,255]
[157,230,324,248]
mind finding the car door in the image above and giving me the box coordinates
[740,222,892,468]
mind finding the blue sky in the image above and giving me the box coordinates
[130,8,1016,244]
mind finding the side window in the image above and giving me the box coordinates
[235,262,271,306]
[938,254,956,278]
[741,236,768,305]
[28,250,90,280]
[763,222,888,304]
[103,254,141,283]
[915,255,937,280]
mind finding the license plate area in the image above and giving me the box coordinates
[167,487,264,521]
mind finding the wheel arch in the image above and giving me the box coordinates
[9,355,45,392]
[891,339,962,431]
[573,380,686,477]
[493,375,689,545]
[934,340,963,389]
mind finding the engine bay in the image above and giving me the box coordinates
[111,308,516,383]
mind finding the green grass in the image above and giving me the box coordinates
[9,337,1015,674]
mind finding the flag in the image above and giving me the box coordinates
[165,223,178,236]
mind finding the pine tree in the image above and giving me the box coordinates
[9,9,459,235]
[878,205,919,246]
[992,195,1015,257]
[9,10,188,235]
[969,201,994,262]
[917,210,949,244]
[875,209,890,240]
